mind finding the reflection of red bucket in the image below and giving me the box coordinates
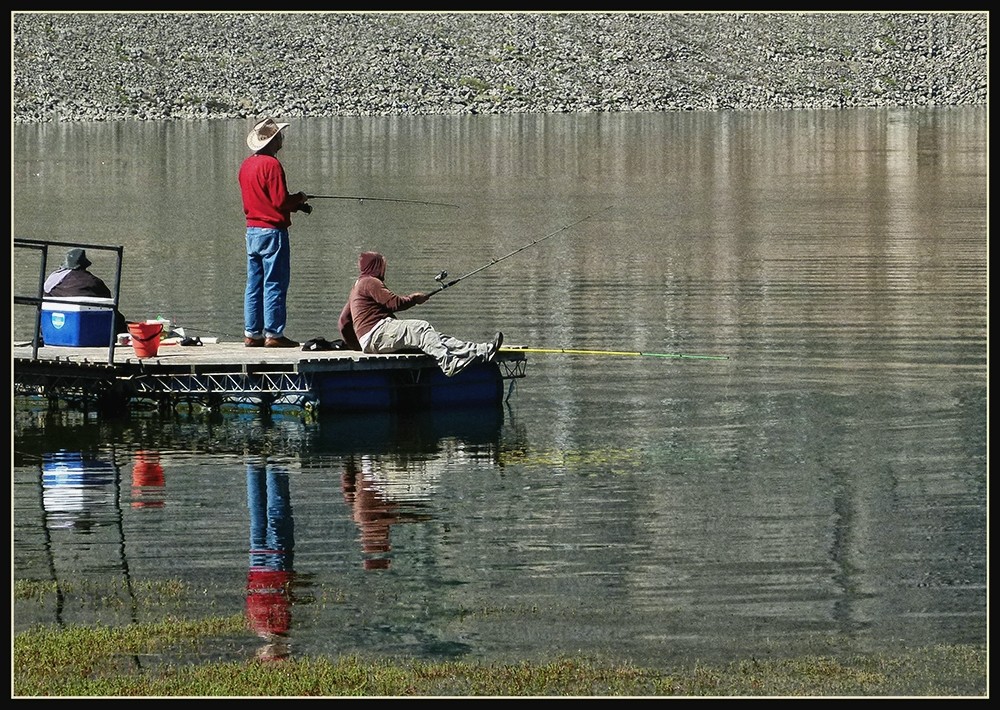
[132,451,166,508]
[127,322,163,358]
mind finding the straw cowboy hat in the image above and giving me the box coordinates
[246,117,289,152]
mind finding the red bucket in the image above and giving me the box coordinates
[127,321,163,358]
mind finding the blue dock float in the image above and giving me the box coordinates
[12,340,527,417]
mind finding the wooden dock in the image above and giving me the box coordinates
[13,339,527,417]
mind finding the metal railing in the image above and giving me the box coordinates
[13,238,125,365]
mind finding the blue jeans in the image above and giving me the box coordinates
[244,227,291,339]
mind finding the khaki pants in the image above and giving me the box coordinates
[364,318,491,377]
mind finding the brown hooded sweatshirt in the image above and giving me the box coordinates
[338,251,421,350]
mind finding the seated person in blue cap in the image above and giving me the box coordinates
[44,247,129,336]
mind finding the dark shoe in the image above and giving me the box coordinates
[485,331,504,362]
[265,335,300,348]
[244,337,265,347]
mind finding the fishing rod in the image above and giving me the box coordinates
[504,346,729,361]
[427,205,614,298]
[306,194,460,209]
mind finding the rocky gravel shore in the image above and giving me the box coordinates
[11,11,988,123]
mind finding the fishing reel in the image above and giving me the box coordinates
[434,271,448,283]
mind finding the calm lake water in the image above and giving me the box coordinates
[12,107,987,673]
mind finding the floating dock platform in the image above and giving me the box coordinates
[13,340,527,417]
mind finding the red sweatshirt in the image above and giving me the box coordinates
[239,153,301,229]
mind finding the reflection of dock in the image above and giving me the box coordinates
[13,341,526,416]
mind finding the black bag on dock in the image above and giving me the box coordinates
[302,337,345,352]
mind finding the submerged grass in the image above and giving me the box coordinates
[13,618,987,697]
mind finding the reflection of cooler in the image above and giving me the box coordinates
[41,297,116,347]
[42,451,116,529]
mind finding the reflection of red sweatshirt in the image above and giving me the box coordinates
[246,568,291,635]
[239,154,299,229]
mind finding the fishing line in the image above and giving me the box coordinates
[427,205,613,298]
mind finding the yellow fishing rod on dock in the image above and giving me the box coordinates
[504,346,729,360]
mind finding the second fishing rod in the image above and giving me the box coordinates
[425,205,614,298]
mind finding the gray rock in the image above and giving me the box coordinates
[11,12,988,123]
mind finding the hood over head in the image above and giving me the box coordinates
[358,251,385,279]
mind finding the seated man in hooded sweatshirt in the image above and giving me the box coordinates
[338,251,502,378]
[44,247,129,336]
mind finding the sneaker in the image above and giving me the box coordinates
[265,335,300,348]
[485,331,504,362]
[244,337,265,347]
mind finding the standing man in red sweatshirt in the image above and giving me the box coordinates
[238,117,311,348]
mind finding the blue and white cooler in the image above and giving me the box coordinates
[41,296,116,347]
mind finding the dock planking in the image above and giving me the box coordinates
[13,340,527,415]
[14,339,526,370]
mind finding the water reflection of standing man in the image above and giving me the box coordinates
[245,457,295,661]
